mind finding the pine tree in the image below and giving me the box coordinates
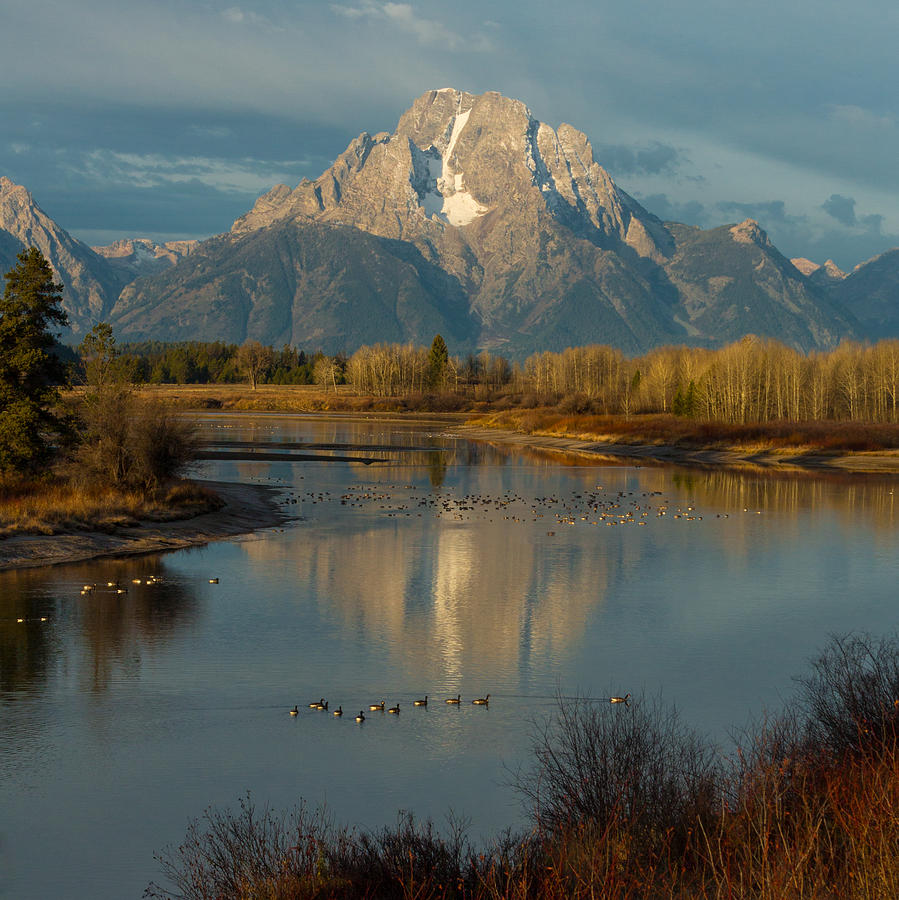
[427,334,449,390]
[0,247,71,473]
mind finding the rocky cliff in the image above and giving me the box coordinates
[0,176,126,334]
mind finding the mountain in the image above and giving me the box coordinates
[0,176,128,335]
[823,249,899,338]
[111,222,478,349]
[0,178,195,337]
[112,89,859,356]
[92,238,199,280]
[659,221,856,349]
[1,90,875,355]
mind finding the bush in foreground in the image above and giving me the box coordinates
[146,634,899,899]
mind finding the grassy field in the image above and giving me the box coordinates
[0,478,222,538]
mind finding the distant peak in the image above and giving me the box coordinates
[791,257,820,276]
[730,219,771,248]
[822,259,846,279]
[0,175,32,199]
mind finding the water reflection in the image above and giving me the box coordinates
[2,414,898,900]
[0,557,199,696]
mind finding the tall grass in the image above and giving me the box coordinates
[147,634,899,899]
[0,477,220,537]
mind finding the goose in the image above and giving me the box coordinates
[369,701,385,711]
[355,711,365,722]
[609,693,630,705]
[388,703,400,714]
[209,578,219,584]
[333,706,343,717]
[289,705,299,716]
[309,698,325,708]
[319,700,329,711]
[413,696,428,706]
[445,695,461,704]
[472,695,490,705]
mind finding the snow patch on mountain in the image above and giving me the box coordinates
[415,107,487,226]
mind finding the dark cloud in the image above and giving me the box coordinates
[597,142,681,177]
[822,193,857,227]
[637,194,707,226]
[0,100,348,239]
[717,200,791,224]
[860,213,884,235]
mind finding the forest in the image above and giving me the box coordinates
[107,335,899,424]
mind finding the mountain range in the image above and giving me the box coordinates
[1,89,897,357]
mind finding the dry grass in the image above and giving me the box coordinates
[469,410,899,454]
[147,634,899,900]
[0,478,222,538]
[100,387,899,454]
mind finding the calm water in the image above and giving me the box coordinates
[2,414,898,899]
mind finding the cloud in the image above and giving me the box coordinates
[827,104,894,131]
[820,195,885,235]
[637,193,707,226]
[597,141,682,177]
[74,150,313,195]
[860,213,883,234]
[717,199,793,224]
[220,6,277,29]
[822,193,856,227]
[330,1,490,51]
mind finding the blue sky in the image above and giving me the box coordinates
[1,0,896,269]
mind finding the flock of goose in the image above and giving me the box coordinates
[77,575,221,597]
[289,693,492,722]
[277,482,742,529]
[288,692,631,721]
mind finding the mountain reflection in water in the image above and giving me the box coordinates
[0,414,897,900]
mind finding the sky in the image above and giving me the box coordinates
[1,0,897,271]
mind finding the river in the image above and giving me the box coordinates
[1,414,897,899]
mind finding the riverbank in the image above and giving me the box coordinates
[457,410,899,474]
[456,422,899,473]
[124,384,899,472]
[0,480,292,571]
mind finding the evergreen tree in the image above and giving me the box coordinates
[0,247,71,473]
[427,334,449,389]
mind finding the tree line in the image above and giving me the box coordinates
[338,337,899,424]
[76,332,899,424]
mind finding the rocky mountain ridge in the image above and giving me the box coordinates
[2,88,897,354]
[115,89,858,355]
[0,176,125,334]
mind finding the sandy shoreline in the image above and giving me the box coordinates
[0,480,293,572]
[455,425,899,474]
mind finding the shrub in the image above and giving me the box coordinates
[513,693,721,858]
[74,390,198,494]
[796,632,899,758]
